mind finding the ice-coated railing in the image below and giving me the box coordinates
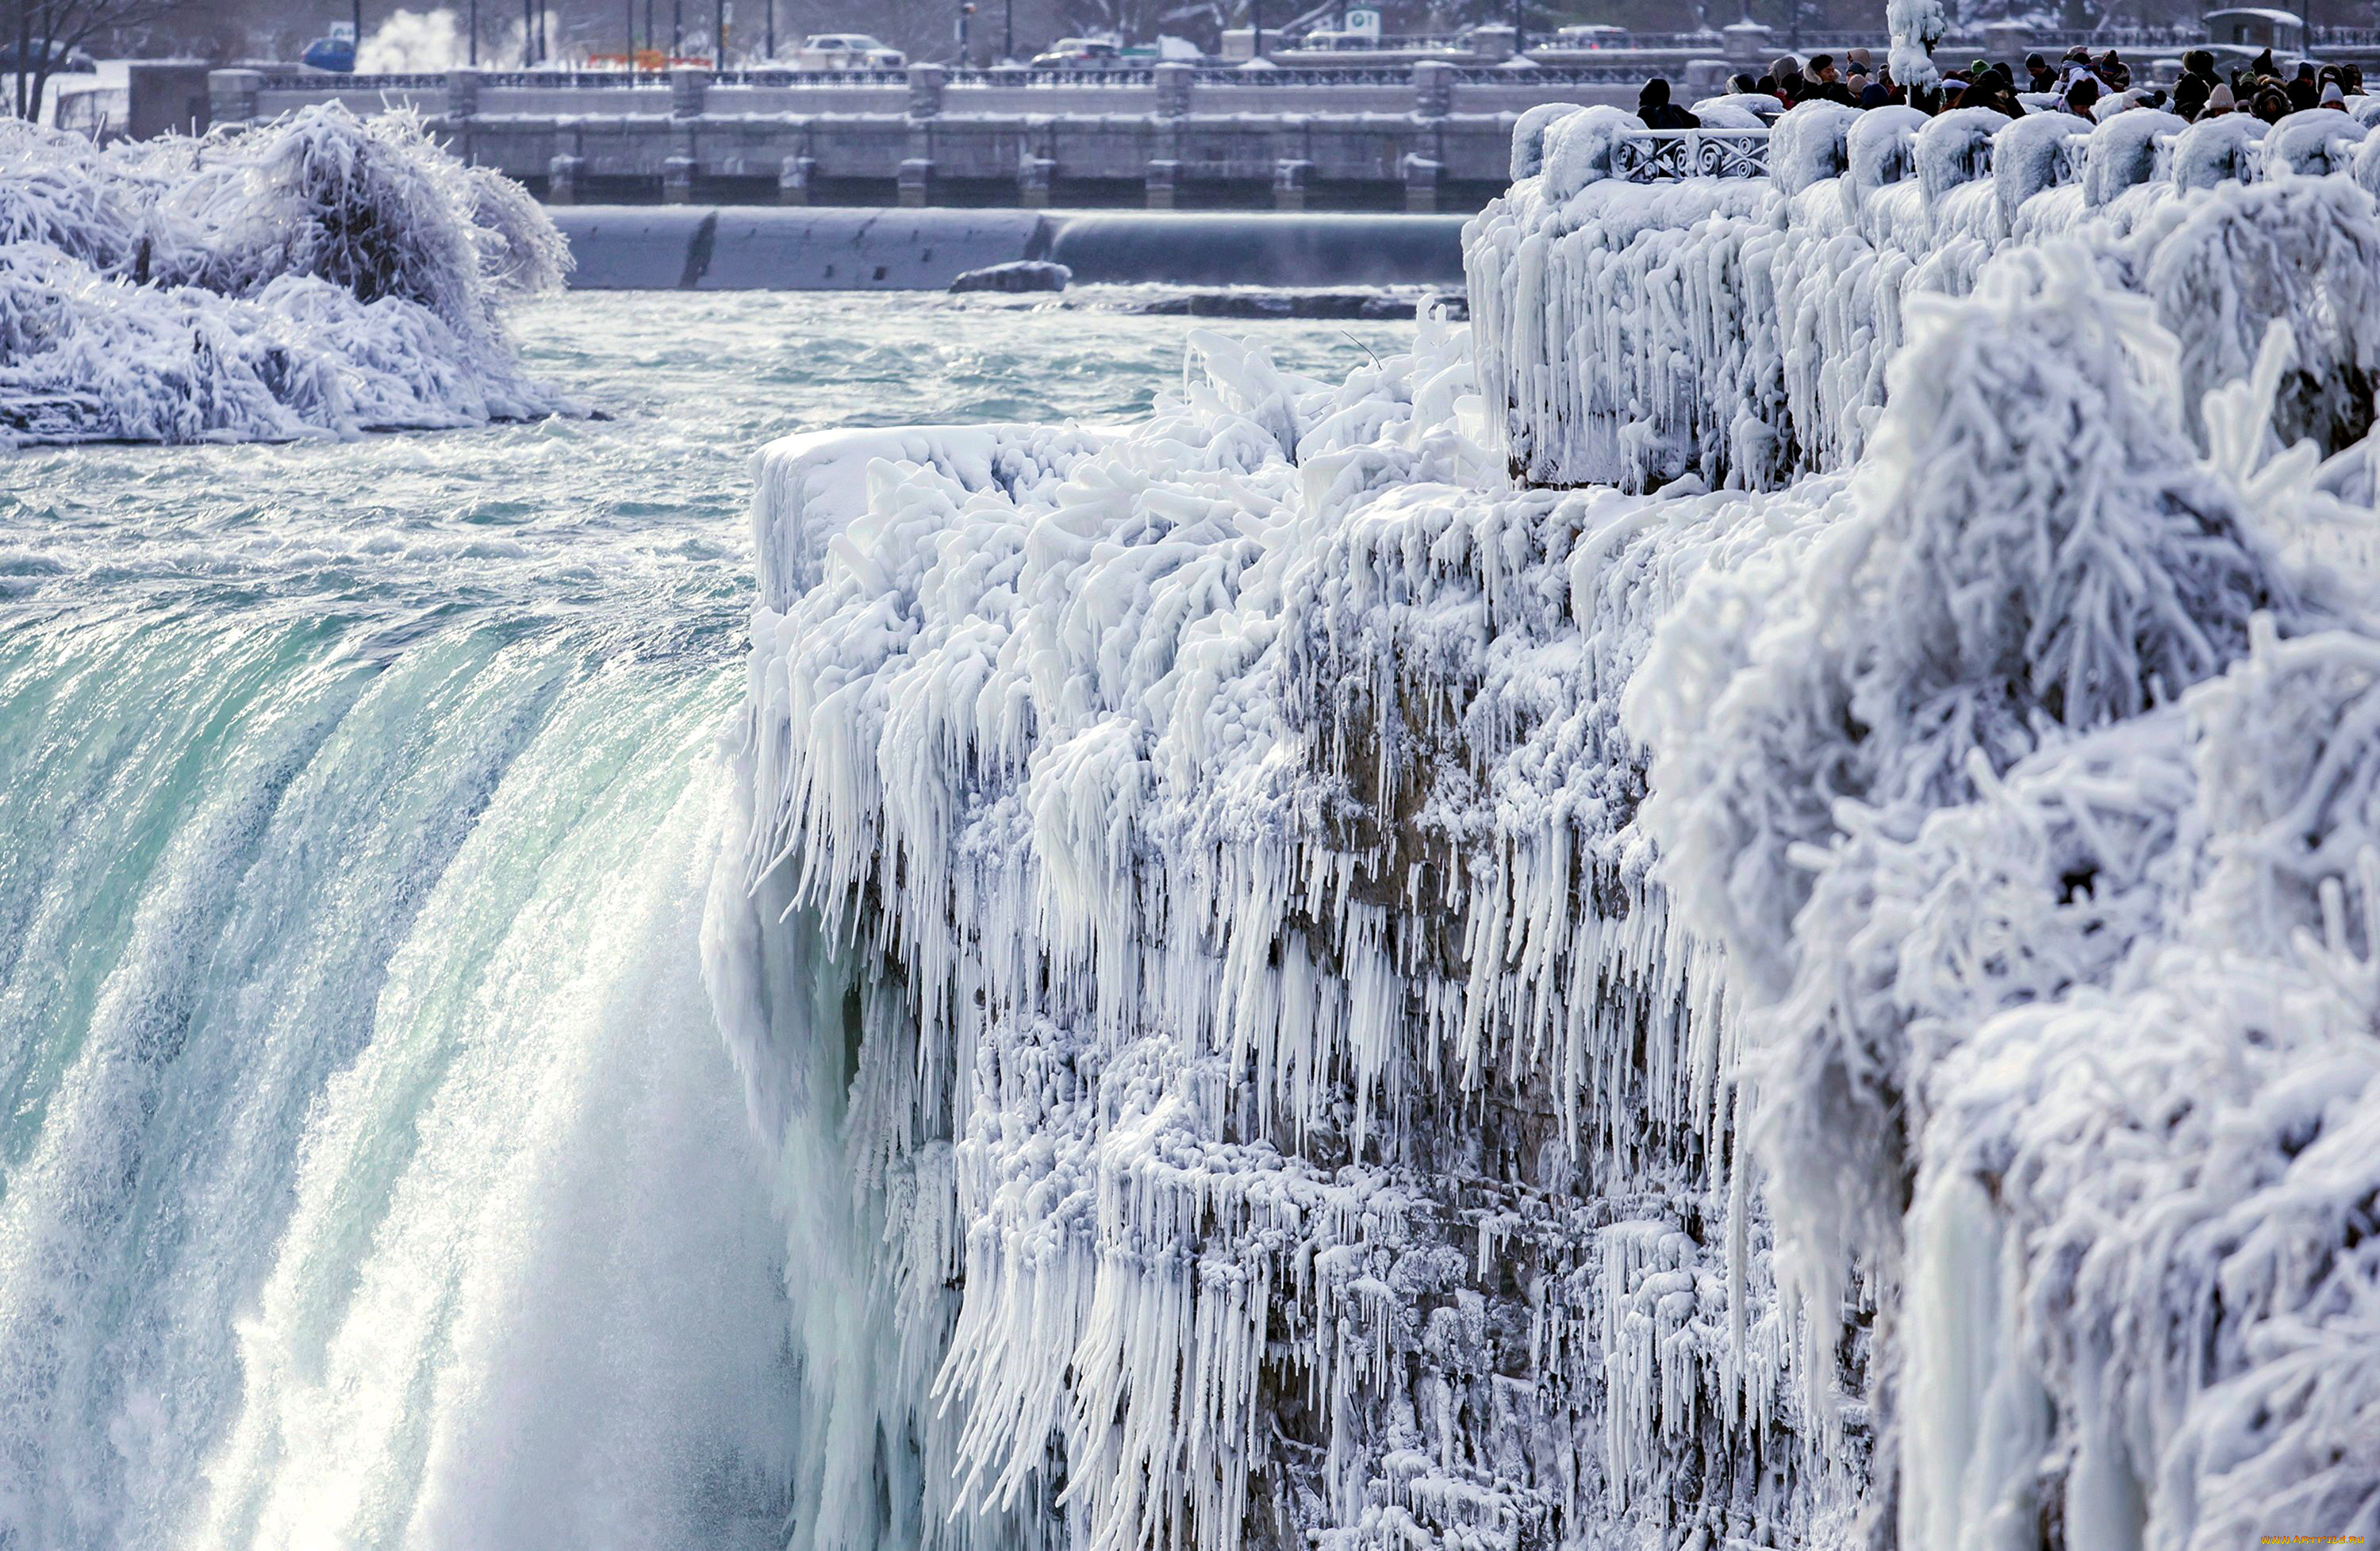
[1468,102,2380,490]
[1612,126,1772,180]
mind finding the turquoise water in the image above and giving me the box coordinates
[0,293,1406,1551]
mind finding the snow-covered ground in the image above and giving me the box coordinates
[0,103,569,446]
[712,103,2380,1550]
[2,60,127,131]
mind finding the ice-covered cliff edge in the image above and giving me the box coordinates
[710,121,2380,1551]
[1,106,568,447]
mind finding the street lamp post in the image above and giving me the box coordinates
[1252,0,1262,57]
[351,0,363,65]
[470,0,478,63]
[1003,0,1011,61]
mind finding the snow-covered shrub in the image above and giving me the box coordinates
[1464,105,2380,493]
[0,106,569,446]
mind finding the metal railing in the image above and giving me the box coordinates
[255,70,452,90]
[1449,62,1643,84]
[942,64,1159,85]
[714,66,904,85]
[1612,128,1772,181]
[1274,33,1469,53]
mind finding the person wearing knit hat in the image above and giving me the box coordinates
[2323,80,2349,109]
[1845,46,1870,70]
[2202,81,2235,116]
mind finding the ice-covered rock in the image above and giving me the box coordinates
[713,109,2380,1551]
[0,105,569,446]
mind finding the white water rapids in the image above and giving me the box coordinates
[0,292,1406,1551]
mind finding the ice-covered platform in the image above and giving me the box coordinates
[551,205,1472,290]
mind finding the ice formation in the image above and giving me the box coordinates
[0,106,569,446]
[1467,103,2380,492]
[710,108,2380,1551]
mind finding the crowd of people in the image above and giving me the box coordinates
[1637,44,2367,130]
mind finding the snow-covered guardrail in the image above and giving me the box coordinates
[1610,125,1772,180]
[1468,102,2380,490]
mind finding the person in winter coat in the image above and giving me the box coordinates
[2025,52,2058,92]
[1801,56,1856,104]
[2202,81,2236,117]
[1637,77,1701,130]
[2065,75,2101,118]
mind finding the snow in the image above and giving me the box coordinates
[1464,103,2380,492]
[708,102,2380,1551]
[0,105,568,447]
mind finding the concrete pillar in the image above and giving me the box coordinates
[907,63,945,117]
[547,153,585,203]
[446,67,479,118]
[207,68,262,126]
[662,153,696,202]
[1018,155,1055,206]
[1412,60,1453,117]
[778,154,816,204]
[125,62,213,136]
[1981,21,2031,62]
[1154,61,1193,116]
[1272,157,1311,211]
[670,67,708,118]
[1401,153,1441,213]
[898,156,934,206]
[1683,58,1731,98]
[1721,22,1773,71]
[1145,158,1180,209]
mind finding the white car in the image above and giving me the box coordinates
[793,33,906,69]
[1029,38,1123,67]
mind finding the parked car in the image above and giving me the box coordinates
[792,33,905,68]
[1028,37,1123,67]
[1552,23,1630,47]
[298,36,355,71]
[0,39,98,73]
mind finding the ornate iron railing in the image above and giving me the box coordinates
[1611,129,1772,182]
[714,67,905,85]
[942,65,1160,85]
[1450,62,1645,85]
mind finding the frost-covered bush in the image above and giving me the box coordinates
[0,106,569,446]
[1626,225,2378,1549]
[1465,103,2380,493]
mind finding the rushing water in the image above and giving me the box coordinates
[0,292,1407,1551]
